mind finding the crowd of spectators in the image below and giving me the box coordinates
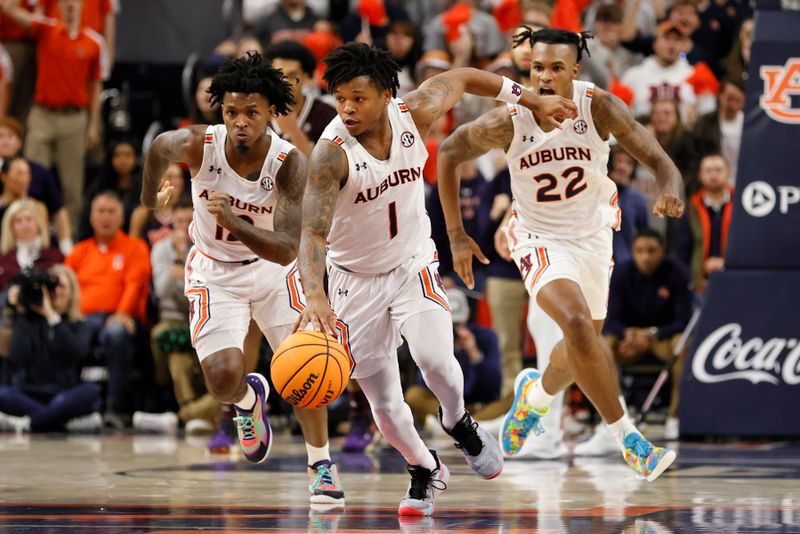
[0,0,749,448]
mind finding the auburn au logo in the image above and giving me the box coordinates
[760,59,800,124]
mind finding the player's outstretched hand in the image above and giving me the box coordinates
[294,295,338,337]
[449,228,489,290]
[155,179,174,210]
[206,191,235,228]
[653,192,684,218]
[528,95,577,130]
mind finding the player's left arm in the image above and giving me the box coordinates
[592,88,684,218]
[206,149,307,265]
[403,68,576,138]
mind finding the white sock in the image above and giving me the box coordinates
[607,415,640,452]
[619,395,630,416]
[527,379,555,412]
[441,407,466,431]
[306,442,331,466]
[234,384,257,412]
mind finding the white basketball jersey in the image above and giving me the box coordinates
[190,124,296,262]
[506,81,620,239]
[320,98,430,274]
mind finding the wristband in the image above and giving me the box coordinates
[496,76,524,104]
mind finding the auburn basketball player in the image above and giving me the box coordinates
[141,52,344,504]
[293,42,576,516]
[437,29,683,482]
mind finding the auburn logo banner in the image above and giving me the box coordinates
[760,58,800,124]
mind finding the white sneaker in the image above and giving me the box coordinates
[0,411,30,433]
[572,424,620,457]
[664,417,679,440]
[515,433,568,459]
[132,411,179,434]
[66,412,103,433]
[185,418,215,435]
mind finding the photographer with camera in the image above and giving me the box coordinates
[0,198,63,291]
[0,264,100,433]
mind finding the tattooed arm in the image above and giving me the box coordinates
[294,140,348,335]
[437,106,515,288]
[592,88,684,218]
[206,149,307,265]
[142,125,205,209]
[403,68,576,139]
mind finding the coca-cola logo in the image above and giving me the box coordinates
[692,323,800,385]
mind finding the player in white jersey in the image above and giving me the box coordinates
[293,43,576,516]
[141,52,344,504]
[437,29,684,482]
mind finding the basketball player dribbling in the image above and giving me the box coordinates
[437,29,684,481]
[141,52,344,504]
[294,42,577,516]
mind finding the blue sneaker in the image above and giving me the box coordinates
[622,432,676,482]
[233,373,273,464]
[499,368,549,457]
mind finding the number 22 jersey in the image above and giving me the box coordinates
[506,81,620,239]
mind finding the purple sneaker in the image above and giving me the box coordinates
[233,373,273,463]
[207,427,236,453]
[343,421,375,453]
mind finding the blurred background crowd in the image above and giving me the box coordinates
[0,0,752,457]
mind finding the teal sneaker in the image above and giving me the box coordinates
[308,460,345,504]
[500,368,548,457]
[233,373,272,464]
[622,432,676,481]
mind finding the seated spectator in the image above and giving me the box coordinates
[251,0,319,45]
[676,154,733,295]
[340,0,411,50]
[620,22,699,126]
[0,156,48,228]
[382,20,422,96]
[589,4,643,80]
[80,139,143,239]
[604,229,692,437]
[178,74,223,128]
[0,264,101,433]
[0,199,63,291]
[422,0,505,69]
[129,163,188,247]
[65,192,151,428]
[132,201,219,435]
[264,40,337,157]
[720,18,752,84]
[405,288,501,427]
[0,116,73,253]
[608,147,649,264]
[692,78,745,185]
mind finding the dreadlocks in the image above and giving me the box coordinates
[207,51,295,116]
[323,43,400,97]
[513,28,593,63]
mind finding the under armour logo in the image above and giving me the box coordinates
[355,162,368,171]
[208,165,222,174]
[511,83,522,96]
[337,289,349,296]
[522,135,535,142]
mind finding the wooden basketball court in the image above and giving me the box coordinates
[1,429,798,532]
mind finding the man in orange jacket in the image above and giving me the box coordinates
[65,191,151,427]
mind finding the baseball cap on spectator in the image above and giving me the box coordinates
[656,21,688,39]
[446,288,470,324]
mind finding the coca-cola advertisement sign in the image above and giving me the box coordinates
[692,323,800,386]
[680,272,800,437]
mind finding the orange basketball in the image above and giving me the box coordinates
[270,331,351,409]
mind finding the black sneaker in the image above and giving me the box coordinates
[440,409,503,479]
[398,450,450,516]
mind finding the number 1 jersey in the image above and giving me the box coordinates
[320,98,430,274]
[190,124,296,262]
[506,81,620,239]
